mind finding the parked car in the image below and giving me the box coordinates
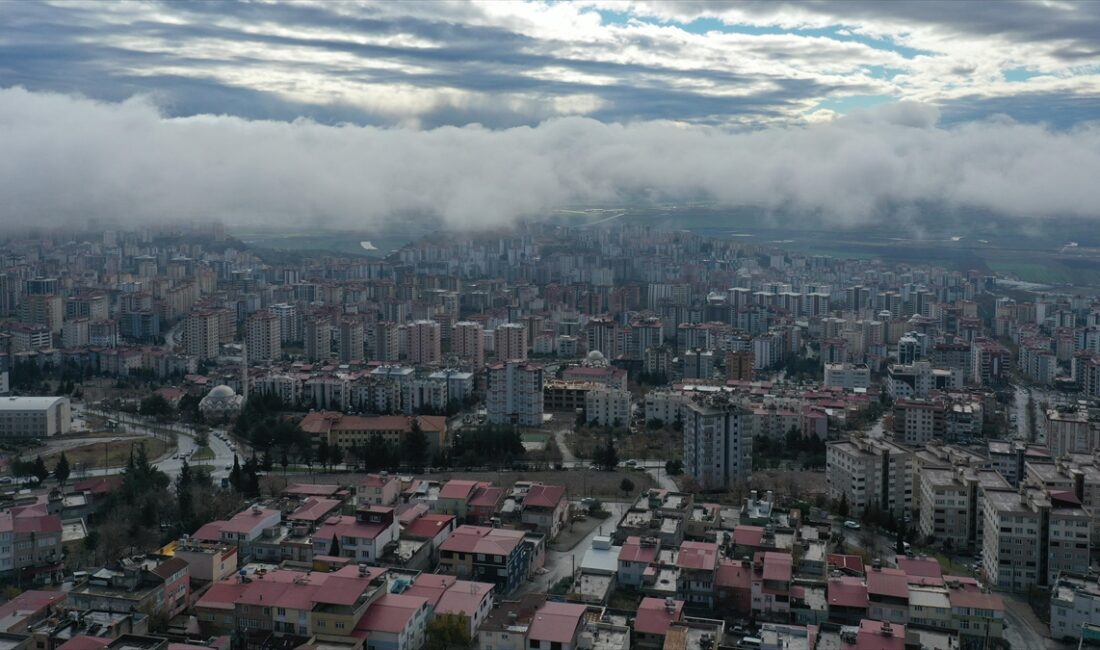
[844,520,861,530]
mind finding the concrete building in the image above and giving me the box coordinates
[1044,407,1099,459]
[823,363,870,390]
[338,318,364,364]
[486,361,544,427]
[826,436,913,519]
[408,320,441,365]
[246,310,281,362]
[270,303,300,343]
[584,385,632,428]
[726,350,754,382]
[304,317,332,362]
[681,349,714,380]
[0,396,71,438]
[981,487,1091,592]
[917,466,1009,551]
[452,321,484,367]
[494,323,527,362]
[182,310,224,360]
[1051,572,1100,642]
[682,394,752,490]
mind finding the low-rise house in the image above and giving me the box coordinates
[353,593,430,650]
[312,506,400,564]
[468,486,506,525]
[617,536,659,588]
[521,485,568,539]
[404,574,494,640]
[676,541,719,608]
[172,540,237,584]
[527,602,586,650]
[435,480,483,518]
[634,597,684,650]
[476,594,546,650]
[1051,572,1100,642]
[400,512,455,563]
[750,552,791,621]
[839,620,905,650]
[360,474,401,507]
[193,505,281,563]
[69,557,190,618]
[715,559,752,616]
[827,577,869,625]
[438,526,530,594]
[866,567,908,624]
[0,591,66,633]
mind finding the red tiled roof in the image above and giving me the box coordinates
[845,620,905,650]
[439,526,524,556]
[283,483,342,497]
[439,480,480,500]
[312,516,391,542]
[436,581,493,618]
[896,557,942,579]
[524,484,565,509]
[867,568,909,600]
[70,477,123,495]
[355,594,428,634]
[220,507,280,534]
[826,554,865,575]
[732,525,765,547]
[948,588,1004,611]
[469,486,506,509]
[634,597,683,636]
[527,602,586,644]
[760,552,792,583]
[827,577,869,609]
[677,541,718,571]
[716,560,751,590]
[619,536,659,564]
[403,514,455,540]
[0,590,64,622]
[192,520,227,542]
[55,636,111,650]
[288,498,341,523]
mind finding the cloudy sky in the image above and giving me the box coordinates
[1,0,1099,229]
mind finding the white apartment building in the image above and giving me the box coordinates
[486,361,544,427]
[183,309,224,360]
[917,466,1009,551]
[338,318,364,364]
[886,361,963,399]
[1051,572,1100,642]
[826,436,913,519]
[823,362,870,390]
[981,487,1090,592]
[494,323,528,362]
[682,394,752,490]
[0,396,71,438]
[270,303,300,343]
[408,320,442,365]
[452,321,485,367]
[644,389,689,425]
[1045,407,1099,458]
[304,318,332,362]
[585,386,632,428]
[246,310,282,362]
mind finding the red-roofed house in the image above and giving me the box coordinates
[312,506,400,564]
[360,474,401,507]
[676,541,719,607]
[300,411,447,458]
[527,602,586,650]
[436,480,483,518]
[751,552,792,619]
[634,597,684,649]
[354,593,430,650]
[438,526,530,594]
[467,486,506,525]
[948,583,1005,647]
[3,506,64,584]
[287,498,343,530]
[434,580,494,638]
[827,577,869,625]
[617,536,659,587]
[866,567,909,624]
[841,619,905,650]
[55,636,111,650]
[896,556,942,582]
[731,525,768,555]
[213,505,281,562]
[401,512,456,562]
[716,559,752,616]
[521,485,568,538]
[826,554,865,577]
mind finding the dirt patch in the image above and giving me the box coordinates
[566,428,681,463]
[41,436,171,471]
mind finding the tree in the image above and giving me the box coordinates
[619,478,635,498]
[177,458,194,530]
[32,456,50,484]
[402,420,429,470]
[664,459,683,476]
[260,450,273,472]
[54,452,71,485]
[836,494,850,518]
[330,444,344,469]
[317,440,331,471]
[426,613,471,650]
[229,455,242,491]
[194,429,210,449]
[595,437,618,471]
[280,448,289,474]
[139,394,173,417]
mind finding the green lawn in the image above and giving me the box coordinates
[191,446,215,461]
[986,261,1070,285]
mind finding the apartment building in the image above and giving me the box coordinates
[494,323,527,362]
[1051,572,1100,642]
[980,487,1090,592]
[304,317,332,362]
[437,526,531,594]
[823,363,870,390]
[682,394,753,491]
[486,361,544,427]
[584,385,632,428]
[246,310,282,362]
[182,309,225,360]
[311,506,400,564]
[452,321,485,367]
[1045,407,1100,459]
[338,318,364,364]
[408,320,441,365]
[892,399,945,446]
[917,466,1009,551]
[826,436,913,519]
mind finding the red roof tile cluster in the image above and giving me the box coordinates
[524,484,565,509]
[634,597,684,636]
[439,525,525,556]
[527,602,586,644]
[677,541,719,571]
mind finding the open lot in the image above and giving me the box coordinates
[566,428,681,463]
[40,436,171,471]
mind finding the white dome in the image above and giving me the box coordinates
[207,385,236,398]
[586,350,605,361]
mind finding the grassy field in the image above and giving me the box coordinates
[191,446,215,461]
[566,429,681,463]
[43,437,170,470]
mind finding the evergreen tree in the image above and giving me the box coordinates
[176,459,194,530]
[330,444,344,468]
[229,454,242,491]
[54,452,71,485]
[32,456,50,483]
[402,419,429,470]
[261,450,273,472]
[317,440,331,471]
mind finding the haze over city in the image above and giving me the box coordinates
[2,1,1100,230]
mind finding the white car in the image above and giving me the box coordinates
[843,520,861,530]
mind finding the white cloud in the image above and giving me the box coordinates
[1,88,1098,233]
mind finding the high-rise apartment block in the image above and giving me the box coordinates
[408,320,441,365]
[486,361,544,427]
[246,310,282,362]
